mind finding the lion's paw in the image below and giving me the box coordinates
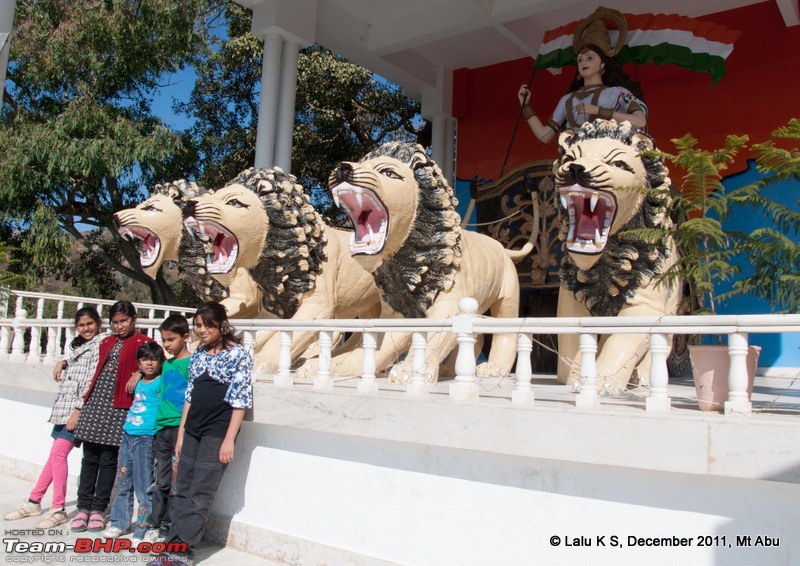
[387,363,437,384]
[476,362,510,379]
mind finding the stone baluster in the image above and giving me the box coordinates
[10,297,28,362]
[407,331,429,396]
[512,333,534,404]
[646,333,671,411]
[313,330,333,390]
[358,331,379,393]
[148,309,157,340]
[725,332,752,415]
[43,300,60,365]
[242,330,255,358]
[449,297,479,400]
[56,301,66,358]
[27,298,45,363]
[274,331,294,387]
[575,332,598,408]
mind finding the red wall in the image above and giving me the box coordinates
[454,2,800,181]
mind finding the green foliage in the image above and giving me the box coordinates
[0,0,215,304]
[658,134,749,315]
[20,203,71,278]
[725,119,800,313]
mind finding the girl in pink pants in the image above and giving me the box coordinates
[3,307,103,528]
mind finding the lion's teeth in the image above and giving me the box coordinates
[560,196,569,209]
[590,194,598,213]
[355,190,363,209]
[594,228,602,247]
[333,193,341,208]
[349,231,356,246]
[567,226,574,243]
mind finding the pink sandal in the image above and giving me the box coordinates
[71,509,89,532]
[87,511,105,532]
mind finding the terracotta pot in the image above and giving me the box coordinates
[689,344,761,412]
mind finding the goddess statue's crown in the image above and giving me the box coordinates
[573,6,627,57]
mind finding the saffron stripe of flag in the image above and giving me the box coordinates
[535,12,741,86]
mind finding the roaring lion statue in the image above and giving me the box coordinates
[299,142,533,383]
[555,120,680,394]
[183,167,380,373]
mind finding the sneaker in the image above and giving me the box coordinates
[35,508,68,528]
[101,526,125,538]
[142,529,160,544]
[4,500,42,521]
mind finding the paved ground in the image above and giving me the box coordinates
[0,473,281,565]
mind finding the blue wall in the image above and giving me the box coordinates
[718,160,800,369]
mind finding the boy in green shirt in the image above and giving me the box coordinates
[144,314,191,543]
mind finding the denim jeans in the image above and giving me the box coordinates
[147,426,179,534]
[77,442,120,513]
[109,432,154,539]
[166,433,228,557]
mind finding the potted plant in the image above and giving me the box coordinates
[631,132,759,410]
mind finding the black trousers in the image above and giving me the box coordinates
[147,425,179,534]
[76,441,120,513]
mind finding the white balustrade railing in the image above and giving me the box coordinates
[1,290,799,417]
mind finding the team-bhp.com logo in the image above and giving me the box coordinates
[4,537,188,554]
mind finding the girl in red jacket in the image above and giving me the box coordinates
[71,301,153,533]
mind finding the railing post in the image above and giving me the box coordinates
[313,330,333,390]
[450,298,479,400]
[646,332,671,412]
[241,330,255,358]
[10,297,28,363]
[575,332,599,408]
[407,331,430,396]
[725,332,752,415]
[27,298,45,363]
[358,331,379,393]
[55,300,66,358]
[512,333,534,404]
[148,309,157,340]
[274,330,294,387]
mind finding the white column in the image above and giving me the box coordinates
[255,32,283,169]
[725,332,752,415]
[443,117,456,187]
[26,298,44,363]
[449,297,478,400]
[10,297,27,363]
[0,0,15,108]
[407,332,429,396]
[274,39,300,173]
[313,330,333,390]
[646,332,671,412]
[575,333,599,408]
[274,330,294,387]
[512,333,534,404]
[358,331,379,393]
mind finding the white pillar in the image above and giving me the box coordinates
[725,332,752,415]
[274,39,300,173]
[274,330,294,387]
[313,330,333,390]
[358,331,379,393]
[0,0,15,109]
[254,32,283,169]
[646,332,671,412]
[444,117,456,187]
[512,333,534,404]
[575,333,599,408]
[407,332,430,396]
[449,297,478,400]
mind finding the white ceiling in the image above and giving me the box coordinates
[240,0,798,102]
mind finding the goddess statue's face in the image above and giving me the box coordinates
[576,49,604,81]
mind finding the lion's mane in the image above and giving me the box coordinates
[364,142,462,318]
[557,120,673,317]
[225,167,327,318]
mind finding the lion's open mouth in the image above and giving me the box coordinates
[118,226,161,268]
[188,219,239,274]
[558,184,617,254]
[332,182,388,255]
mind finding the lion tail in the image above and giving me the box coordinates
[504,199,540,264]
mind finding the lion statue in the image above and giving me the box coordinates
[183,167,381,373]
[114,179,238,310]
[554,119,680,394]
[298,141,534,383]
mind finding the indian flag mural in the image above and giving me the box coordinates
[536,13,741,86]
